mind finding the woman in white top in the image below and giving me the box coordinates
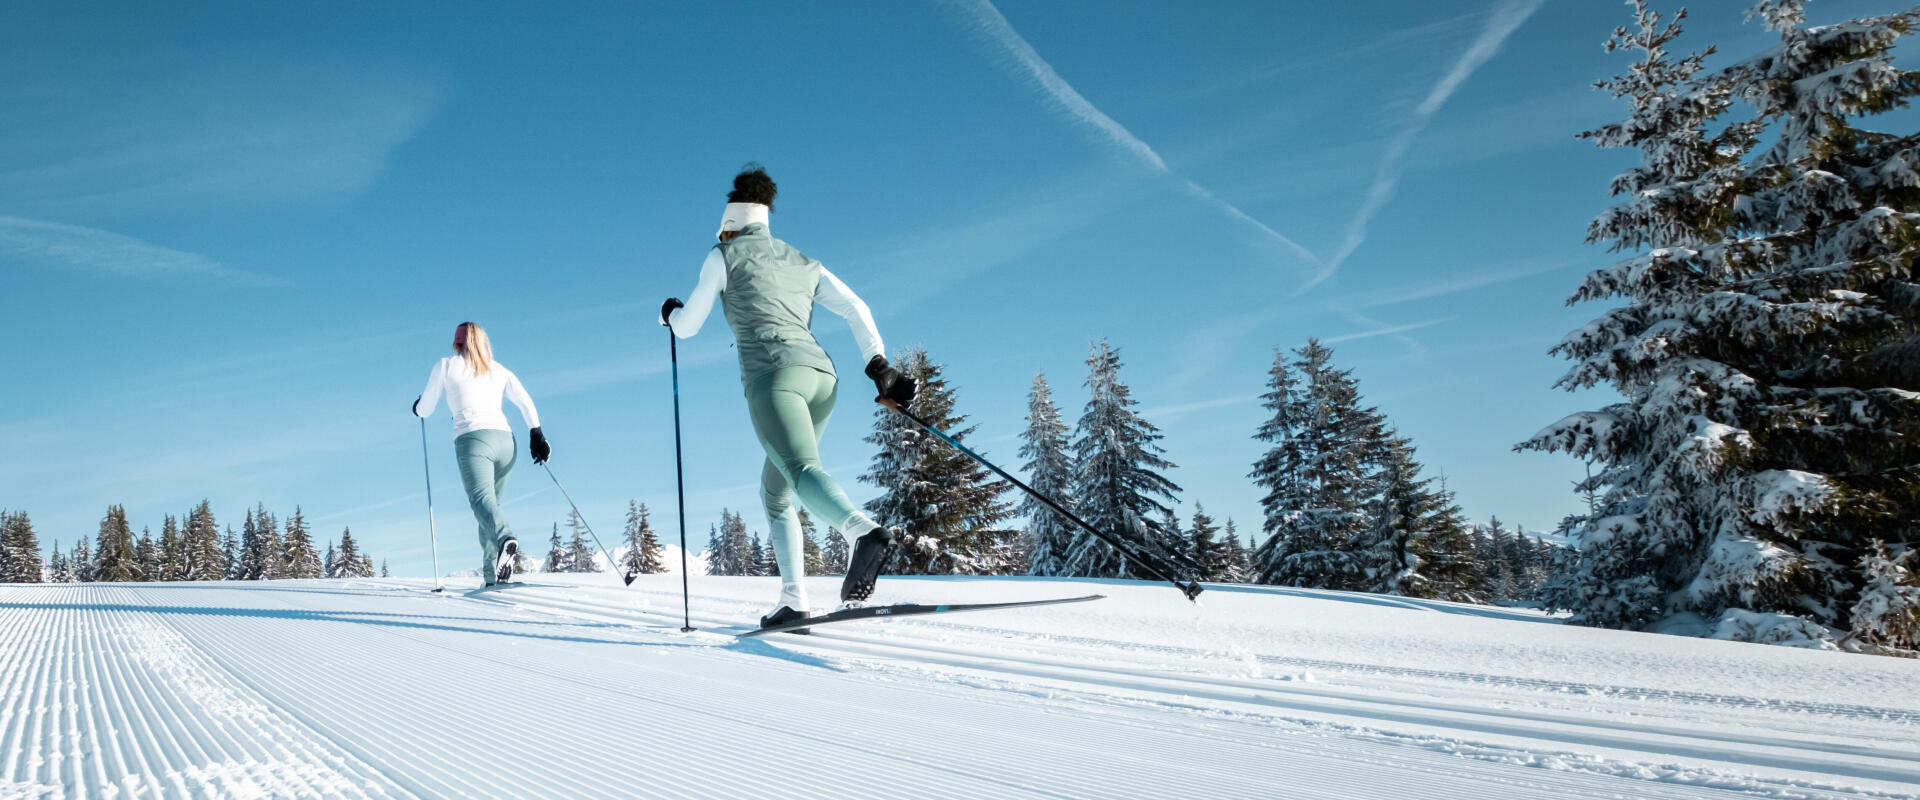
[413,322,550,585]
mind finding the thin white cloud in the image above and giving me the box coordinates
[1351,256,1576,309]
[1299,0,1545,296]
[0,216,282,286]
[942,0,1323,269]
[0,53,441,212]
[1322,316,1453,345]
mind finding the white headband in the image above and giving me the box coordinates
[717,202,770,239]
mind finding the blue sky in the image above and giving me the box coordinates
[4,1,1904,576]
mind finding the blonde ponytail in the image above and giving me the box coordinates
[454,321,494,377]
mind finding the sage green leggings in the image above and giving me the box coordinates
[455,429,516,578]
[747,367,875,601]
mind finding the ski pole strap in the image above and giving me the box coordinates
[881,401,1203,601]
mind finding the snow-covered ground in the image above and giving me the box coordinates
[1,574,1915,799]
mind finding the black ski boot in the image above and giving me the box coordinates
[758,606,812,635]
[495,538,519,585]
[839,528,896,603]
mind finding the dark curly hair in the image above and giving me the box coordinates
[728,164,777,210]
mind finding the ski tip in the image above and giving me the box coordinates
[431,586,445,593]
[1181,582,1205,602]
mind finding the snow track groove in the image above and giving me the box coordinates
[2,579,1915,799]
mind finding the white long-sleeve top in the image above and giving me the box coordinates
[414,356,541,437]
[666,248,885,364]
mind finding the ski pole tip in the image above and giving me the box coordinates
[623,573,637,587]
[1181,581,1204,602]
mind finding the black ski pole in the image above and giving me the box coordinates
[542,464,633,586]
[669,329,696,632]
[419,417,444,593]
[880,399,1204,601]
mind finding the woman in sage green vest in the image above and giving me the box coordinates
[661,166,915,633]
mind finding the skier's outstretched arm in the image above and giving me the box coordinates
[814,267,883,364]
[502,369,542,430]
[662,249,726,337]
[413,358,447,417]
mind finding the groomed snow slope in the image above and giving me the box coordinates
[1,574,1916,799]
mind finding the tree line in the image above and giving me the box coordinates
[0,503,385,583]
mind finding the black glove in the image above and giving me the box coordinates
[529,427,551,465]
[411,395,421,416]
[660,298,684,328]
[866,356,916,407]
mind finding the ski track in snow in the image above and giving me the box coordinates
[0,576,1916,799]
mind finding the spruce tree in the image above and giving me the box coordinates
[221,528,243,580]
[135,527,158,579]
[747,533,768,577]
[91,505,140,582]
[620,501,663,576]
[1019,372,1079,577]
[566,510,600,573]
[157,515,183,581]
[71,539,92,582]
[1848,541,1920,650]
[704,524,726,576]
[48,540,72,583]
[281,507,322,579]
[1219,519,1250,584]
[176,501,224,581]
[1522,1,1920,643]
[1066,340,1182,579]
[799,509,826,575]
[332,528,370,578]
[823,528,849,575]
[1,511,44,583]
[545,523,571,573]
[862,348,1015,575]
[722,511,753,576]
[1250,341,1385,588]
[1189,504,1230,583]
[248,505,280,580]
[324,541,336,578]
[381,560,390,578]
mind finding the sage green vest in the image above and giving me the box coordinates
[717,223,836,388]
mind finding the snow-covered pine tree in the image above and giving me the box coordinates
[798,508,826,575]
[1342,434,1479,599]
[48,540,72,583]
[723,511,753,576]
[545,523,572,574]
[1019,372,1079,577]
[1522,1,1920,641]
[220,528,243,580]
[861,348,1015,575]
[72,539,92,582]
[823,528,848,575]
[91,505,140,582]
[619,501,654,576]
[1848,541,1920,651]
[704,524,726,576]
[180,498,222,579]
[134,527,157,580]
[156,515,182,581]
[250,505,279,580]
[1219,519,1250,584]
[235,505,274,580]
[380,560,390,578]
[281,507,322,579]
[1066,340,1182,579]
[0,512,11,583]
[1251,341,1387,588]
[566,510,600,573]
[1,511,43,583]
[323,541,336,579]
[1188,504,1231,582]
[332,528,370,578]
[746,532,768,577]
